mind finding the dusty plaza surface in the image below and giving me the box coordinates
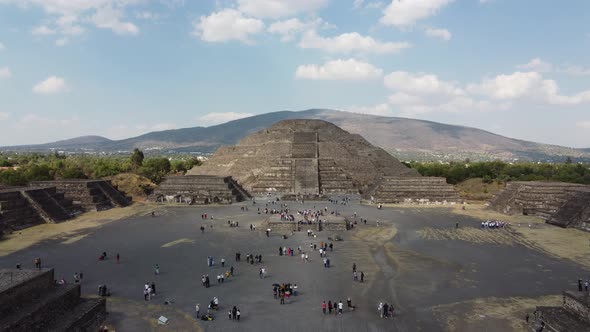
[1,198,588,332]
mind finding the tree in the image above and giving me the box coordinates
[140,158,171,184]
[130,148,144,170]
[565,156,573,164]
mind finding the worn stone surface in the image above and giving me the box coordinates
[152,175,249,204]
[31,180,132,211]
[0,268,106,332]
[188,119,418,194]
[365,176,461,204]
[489,181,590,230]
[537,291,590,331]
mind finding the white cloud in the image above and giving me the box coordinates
[381,0,454,27]
[268,17,332,42]
[346,103,392,116]
[577,121,590,129]
[91,6,139,35]
[467,71,590,105]
[296,58,383,81]
[516,58,553,72]
[354,0,385,10]
[238,0,329,19]
[197,112,254,126]
[136,11,159,20]
[0,67,11,79]
[0,112,9,121]
[384,71,464,97]
[193,9,264,44]
[32,76,68,94]
[32,25,56,35]
[0,42,4,51]
[299,30,411,54]
[425,27,451,41]
[560,65,590,77]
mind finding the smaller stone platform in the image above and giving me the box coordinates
[0,268,106,332]
[537,291,590,331]
[152,175,250,204]
[366,176,461,204]
[31,180,132,211]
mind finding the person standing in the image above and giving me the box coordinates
[322,301,327,314]
[154,264,160,275]
[328,301,333,314]
[116,253,120,264]
[236,309,240,321]
[195,304,200,318]
[151,282,156,296]
[338,301,343,314]
[221,258,225,267]
[360,272,364,283]
[232,306,237,320]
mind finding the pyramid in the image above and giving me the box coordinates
[188,119,418,195]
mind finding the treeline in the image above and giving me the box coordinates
[407,161,590,185]
[0,149,202,186]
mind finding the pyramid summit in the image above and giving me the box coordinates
[188,119,418,195]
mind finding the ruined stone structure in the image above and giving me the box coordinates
[151,175,249,204]
[31,180,132,211]
[366,176,461,204]
[0,187,82,233]
[0,268,106,331]
[188,119,418,195]
[266,215,349,232]
[537,291,590,331]
[489,181,590,229]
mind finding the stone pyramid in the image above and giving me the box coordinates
[188,119,418,195]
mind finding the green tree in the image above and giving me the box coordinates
[140,158,171,184]
[130,148,144,170]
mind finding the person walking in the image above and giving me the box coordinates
[338,301,343,314]
[360,272,364,283]
[232,306,237,320]
[221,258,225,267]
[151,282,156,296]
[322,301,327,314]
[328,301,333,314]
[195,304,200,318]
[116,253,120,264]
[154,264,160,275]
[236,308,241,321]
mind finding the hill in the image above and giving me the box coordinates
[1,109,588,162]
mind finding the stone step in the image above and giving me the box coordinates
[45,297,106,332]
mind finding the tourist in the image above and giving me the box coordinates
[361,272,365,283]
[230,266,234,276]
[579,279,583,291]
[328,301,333,314]
[195,303,200,318]
[74,272,80,283]
[143,288,149,301]
[525,313,529,323]
[232,306,237,320]
[378,302,383,317]
[228,310,232,320]
[338,301,343,314]
[221,258,225,267]
[353,271,358,281]
[347,297,355,311]
[154,264,160,275]
[34,257,41,269]
[353,263,356,272]
[236,309,240,321]
[383,303,389,318]
[116,253,120,264]
[322,301,327,314]
[151,282,156,296]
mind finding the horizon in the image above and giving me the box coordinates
[0,1,589,147]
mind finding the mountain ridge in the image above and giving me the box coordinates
[1,109,588,162]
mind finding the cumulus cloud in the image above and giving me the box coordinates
[193,9,264,44]
[425,27,452,41]
[296,59,383,81]
[2,0,141,42]
[467,71,590,105]
[353,0,385,9]
[197,112,254,126]
[0,67,11,79]
[32,76,68,94]
[299,30,411,54]
[381,0,454,28]
[238,0,329,19]
[384,71,464,97]
[516,58,553,72]
[268,17,332,42]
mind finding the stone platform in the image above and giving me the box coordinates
[266,214,349,232]
[151,175,249,204]
[537,291,590,331]
[0,186,82,233]
[0,268,106,331]
[366,176,461,204]
[489,181,590,229]
[31,180,132,211]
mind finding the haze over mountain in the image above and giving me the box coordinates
[2,110,588,162]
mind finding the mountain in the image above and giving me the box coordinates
[2,109,589,162]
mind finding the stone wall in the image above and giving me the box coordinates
[537,291,590,331]
[0,189,44,231]
[31,180,131,211]
[366,176,461,204]
[152,175,246,204]
[0,268,106,332]
[490,181,590,229]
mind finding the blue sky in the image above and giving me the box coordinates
[0,0,589,147]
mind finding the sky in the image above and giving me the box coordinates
[0,0,589,147]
